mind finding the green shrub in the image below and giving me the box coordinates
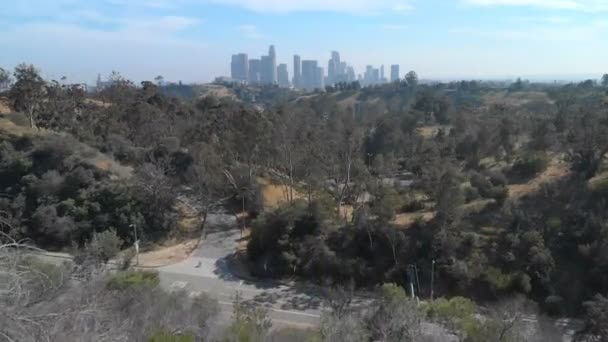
[510,151,549,180]
[6,112,30,127]
[470,172,508,204]
[87,229,123,263]
[463,186,480,203]
[425,297,482,338]
[401,194,426,212]
[470,172,493,196]
[148,329,194,342]
[484,170,508,187]
[482,267,514,292]
[107,270,160,290]
[486,185,509,206]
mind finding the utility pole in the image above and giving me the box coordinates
[407,264,419,305]
[430,259,436,301]
[130,224,139,266]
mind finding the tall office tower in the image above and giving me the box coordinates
[316,67,325,90]
[293,55,301,88]
[331,51,341,67]
[347,67,356,82]
[301,60,318,91]
[339,62,347,78]
[380,65,385,82]
[231,53,249,81]
[391,64,400,82]
[248,59,261,84]
[327,59,336,85]
[260,56,272,84]
[327,51,342,86]
[277,64,290,88]
[372,69,380,84]
[365,65,373,85]
[269,45,277,84]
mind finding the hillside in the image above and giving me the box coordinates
[0,96,12,114]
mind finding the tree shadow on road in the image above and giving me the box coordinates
[213,254,324,312]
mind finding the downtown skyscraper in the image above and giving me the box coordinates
[277,64,290,88]
[257,45,277,85]
[391,65,400,82]
[228,46,401,90]
[301,60,320,90]
[248,59,261,84]
[293,55,301,88]
[231,53,249,82]
[233,45,278,85]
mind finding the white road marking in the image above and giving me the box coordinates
[170,281,188,290]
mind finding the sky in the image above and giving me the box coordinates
[1,0,608,84]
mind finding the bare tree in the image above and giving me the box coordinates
[320,310,369,342]
[188,142,231,235]
[1,230,220,342]
[0,67,12,92]
[324,110,365,220]
[483,295,538,342]
[368,284,424,342]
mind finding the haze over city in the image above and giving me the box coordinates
[2,0,608,84]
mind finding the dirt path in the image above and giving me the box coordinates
[508,158,569,200]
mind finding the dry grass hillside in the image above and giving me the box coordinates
[507,157,570,200]
[0,97,11,114]
[196,84,236,99]
[483,90,554,107]
[257,177,304,209]
[0,113,133,180]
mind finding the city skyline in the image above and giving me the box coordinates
[230,45,403,89]
[3,1,608,84]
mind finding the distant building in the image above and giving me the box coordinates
[249,59,261,84]
[339,61,347,77]
[260,56,272,84]
[327,51,341,86]
[301,60,319,91]
[328,59,337,85]
[293,55,301,88]
[347,67,356,83]
[372,69,380,84]
[269,45,277,84]
[277,64,290,88]
[95,74,111,92]
[391,64,400,82]
[231,53,249,82]
[380,65,385,82]
[259,45,278,85]
[316,67,325,90]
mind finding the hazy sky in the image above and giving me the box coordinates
[2,0,608,84]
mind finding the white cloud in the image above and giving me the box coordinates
[509,15,573,24]
[238,24,264,39]
[382,24,409,30]
[127,16,201,32]
[206,0,412,13]
[450,20,608,41]
[463,0,608,11]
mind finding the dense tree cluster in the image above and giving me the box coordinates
[3,63,608,326]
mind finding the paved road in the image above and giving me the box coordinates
[24,212,586,337]
[157,213,325,327]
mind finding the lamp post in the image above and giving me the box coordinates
[430,259,436,301]
[130,224,139,266]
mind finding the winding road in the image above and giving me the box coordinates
[28,211,584,339]
[156,213,326,327]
